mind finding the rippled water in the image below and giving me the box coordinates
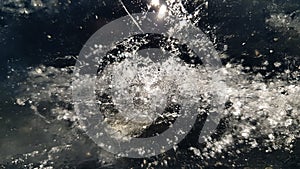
[1,0,300,168]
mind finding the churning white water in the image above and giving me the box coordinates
[2,0,300,168]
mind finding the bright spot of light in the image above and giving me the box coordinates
[157,4,167,19]
[150,0,160,6]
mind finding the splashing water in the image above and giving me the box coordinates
[95,51,210,138]
[2,0,300,168]
[12,61,300,167]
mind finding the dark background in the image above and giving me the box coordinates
[0,0,299,168]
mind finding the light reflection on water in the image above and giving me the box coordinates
[0,0,300,168]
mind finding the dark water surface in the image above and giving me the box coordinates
[0,0,299,168]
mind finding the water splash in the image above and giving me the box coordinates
[3,0,300,168]
[10,59,299,167]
